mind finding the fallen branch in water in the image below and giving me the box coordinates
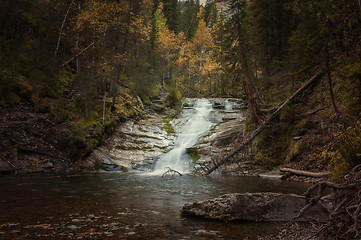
[280,167,331,178]
[204,70,324,175]
[161,167,183,177]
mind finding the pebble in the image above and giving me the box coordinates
[67,225,77,230]
[86,214,95,220]
[104,232,115,237]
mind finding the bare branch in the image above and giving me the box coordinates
[58,42,94,69]
[55,0,76,56]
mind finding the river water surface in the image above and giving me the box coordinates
[0,99,311,239]
[0,173,310,240]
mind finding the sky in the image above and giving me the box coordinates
[200,0,206,6]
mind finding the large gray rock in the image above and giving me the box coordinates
[180,192,330,222]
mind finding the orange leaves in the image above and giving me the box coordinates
[154,5,179,63]
[75,1,125,34]
[98,53,129,73]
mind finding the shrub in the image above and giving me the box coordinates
[165,88,181,107]
[329,121,361,180]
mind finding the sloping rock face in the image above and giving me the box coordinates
[78,113,176,171]
[180,192,330,222]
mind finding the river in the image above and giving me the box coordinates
[0,99,311,239]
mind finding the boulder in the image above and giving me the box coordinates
[41,161,54,169]
[180,192,329,222]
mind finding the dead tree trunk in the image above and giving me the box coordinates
[59,42,95,69]
[204,70,324,175]
[55,0,75,56]
[280,167,331,178]
[242,77,264,124]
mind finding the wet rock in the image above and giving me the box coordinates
[180,192,330,222]
[211,118,244,147]
[86,214,95,220]
[258,173,283,180]
[67,225,77,230]
[104,232,115,237]
[79,112,175,171]
[41,161,54,169]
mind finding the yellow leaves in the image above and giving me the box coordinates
[75,1,125,34]
[197,6,206,21]
[129,16,149,40]
[98,53,129,73]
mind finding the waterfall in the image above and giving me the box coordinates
[225,99,232,110]
[152,99,213,174]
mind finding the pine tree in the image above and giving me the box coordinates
[180,0,200,40]
[161,0,180,33]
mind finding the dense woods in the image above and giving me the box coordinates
[1,0,360,172]
[1,0,360,171]
[1,0,361,238]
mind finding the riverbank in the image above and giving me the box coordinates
[0,93,148,174]
[0,97,331,183]
[0,101,73,173]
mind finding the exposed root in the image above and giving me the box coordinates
[297,164,361,239]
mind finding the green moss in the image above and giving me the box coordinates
[138,127,147,133]
[161,118,175,135]
[186,147,201,163]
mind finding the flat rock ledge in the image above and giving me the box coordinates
[180,192,330,222]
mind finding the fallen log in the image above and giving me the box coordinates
[280,167,331,178]
[204,70,324,175]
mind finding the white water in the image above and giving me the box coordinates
[152,99,214,174]
[225,99,233,110]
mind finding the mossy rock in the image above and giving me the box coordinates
[186,147,201,163]
[161,118,175,135]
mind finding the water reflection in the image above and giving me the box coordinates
[0,173,310,239]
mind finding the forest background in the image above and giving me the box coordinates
[0,0,360,179]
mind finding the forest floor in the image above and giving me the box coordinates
[0,101,74,173]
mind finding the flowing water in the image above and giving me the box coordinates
[0,98,311,239]
[152,99,214,174]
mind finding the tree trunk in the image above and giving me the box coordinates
[204,70,324,175]
[280,167,331,178]
[242,77,264,124]
[325,44,340,116]
[55,0,75,56]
